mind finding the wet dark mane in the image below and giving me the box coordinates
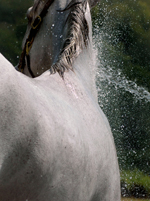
[50,0,89,77]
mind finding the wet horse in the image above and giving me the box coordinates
[0,0,120,200]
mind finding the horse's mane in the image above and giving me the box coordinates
[31,0,89,77]
[50,0,89,77]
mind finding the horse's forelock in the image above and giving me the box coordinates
[50,0,89,77]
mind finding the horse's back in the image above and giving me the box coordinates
[26,84,120,201]
[27,73,120,200]
[0,56,120,200]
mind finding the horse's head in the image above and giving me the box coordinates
[19,0,100,78]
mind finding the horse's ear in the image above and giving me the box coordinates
[89,0,100,8]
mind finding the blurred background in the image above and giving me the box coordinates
[0,0,150,200]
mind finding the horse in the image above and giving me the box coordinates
[0,0,121,200]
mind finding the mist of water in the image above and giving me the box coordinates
[94,32,150,102]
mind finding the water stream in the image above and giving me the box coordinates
[93,20,150,174]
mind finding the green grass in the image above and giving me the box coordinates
[121,170,150,195]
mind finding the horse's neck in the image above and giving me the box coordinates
[72,42,97,100]
[72,6,97,100]
[23,2,97,99]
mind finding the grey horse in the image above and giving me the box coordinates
[0,0,120,200]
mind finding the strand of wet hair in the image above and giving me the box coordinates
[50,0,89,78]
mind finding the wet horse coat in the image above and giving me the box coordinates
[0,0,120,200]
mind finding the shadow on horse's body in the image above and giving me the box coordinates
[0,0,120,200]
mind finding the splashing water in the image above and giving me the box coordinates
[94,32,150,102]
[93,12,150,175]
[93,9,150,196]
